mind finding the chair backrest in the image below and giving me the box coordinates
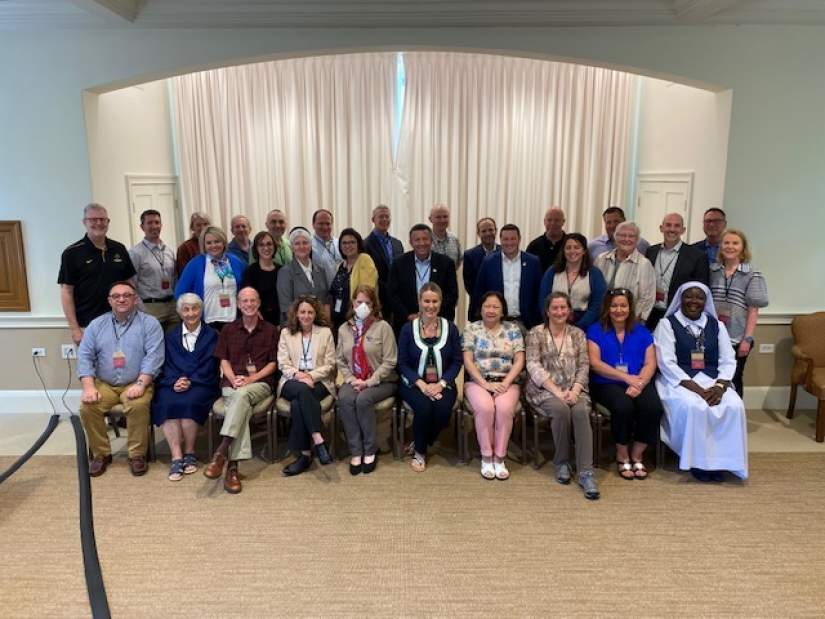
[791,312,825,365]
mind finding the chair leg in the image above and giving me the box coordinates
[330,408,337,460]
[533,414,541,470]
[786,383,799,419]
[520,409,527,466]
[816,400,825,443]
[207,412,214,459]
[265,410,274,464]
[148,423,156,462]
[392,402,399,460]
[656,432,664,469]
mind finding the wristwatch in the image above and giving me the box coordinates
[136,378,145,387]
[438,379,447,389]
[743,336,754,345]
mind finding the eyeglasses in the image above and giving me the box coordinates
[84,217,109,224]
[109,293,135,300]
[703,218,725,224]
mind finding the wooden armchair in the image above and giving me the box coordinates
[786,312,825,442]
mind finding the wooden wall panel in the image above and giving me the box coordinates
[0,221,31,311]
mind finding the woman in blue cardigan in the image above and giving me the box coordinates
[175,226,246,330]
[398,282,462,472]
[538,233,606,331]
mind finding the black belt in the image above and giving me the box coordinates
[142,296,173,303]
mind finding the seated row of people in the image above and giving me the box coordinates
[78,277,748,502]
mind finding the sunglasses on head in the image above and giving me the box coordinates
[608,288,631,296]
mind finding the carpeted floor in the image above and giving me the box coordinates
[2,452,825,618]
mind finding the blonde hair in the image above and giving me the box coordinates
[199,226,227,253]
[719,229,752,263]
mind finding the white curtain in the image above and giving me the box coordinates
[172,53,397,234]
[394,52,635,248]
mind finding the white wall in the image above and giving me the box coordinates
[85,80,177,249]
[636,78,732,242]
[0,26,824,320]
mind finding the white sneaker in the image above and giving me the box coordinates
[480,460,496,480]
[493,461,510,480]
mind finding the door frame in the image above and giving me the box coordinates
[124,174,181,246]
[635,170,694,242]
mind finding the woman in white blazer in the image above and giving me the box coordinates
[277,294,337,477]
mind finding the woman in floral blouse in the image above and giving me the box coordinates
[462,291,525,481]
[526,291,598,500]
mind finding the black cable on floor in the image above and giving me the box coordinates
[0,413,60,484]
[70,414,111,619]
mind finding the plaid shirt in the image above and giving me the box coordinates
[214,318,279,388]
[432,232,462,269]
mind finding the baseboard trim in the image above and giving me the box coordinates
[0,390,81,414]
[0,386,816,415]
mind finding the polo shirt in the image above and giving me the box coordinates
[526,232,565,273]
[214,318,279,388]
[586,322,654,385]
[57,235,136,327]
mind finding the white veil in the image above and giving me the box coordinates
[664,281,717,319]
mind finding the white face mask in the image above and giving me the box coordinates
[354,302,371,321]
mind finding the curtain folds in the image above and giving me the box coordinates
[172,51,635,247]
[172,53,397,233]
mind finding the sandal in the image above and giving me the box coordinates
[410,454,426,473]
[617,461,635,480]
[632,461,648,480]
[168,459,185,482]
[182,453,199,475]
[493,461,510,481]
[480,460,496,480]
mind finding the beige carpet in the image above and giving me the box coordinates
[2,453,825,618]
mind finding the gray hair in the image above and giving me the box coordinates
[189,211,210,229]
[615,221,640,237]
[176,293,203,315]
[83,203,107,217]
[289,227,312,245]
[372,204,390,217]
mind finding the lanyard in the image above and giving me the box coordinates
[685,323,706,351]
[608,256,636,290]
[655,248,679,278]
[566,271,580,296]
[415,260,431,285]
[301,333,313,367]
[211,257,232,285]
[611,329,626,364]
[548,326,570,385]
[723,269,737,300]
[111,312,137,350]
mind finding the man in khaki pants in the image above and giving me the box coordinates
[78,281,164,476]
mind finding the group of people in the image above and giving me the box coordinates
[60,200,768,499]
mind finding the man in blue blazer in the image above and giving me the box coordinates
[462,217,499,320]
[473,224,542,328]
[363,205,404,322]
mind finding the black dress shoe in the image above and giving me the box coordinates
[349,462,362,476]
[282,455,312,477]
[362,455,378,475]
[709,470,725,482]
[315,442,333,465]
[690,468,712,482]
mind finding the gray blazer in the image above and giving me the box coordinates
[276,258,331,325]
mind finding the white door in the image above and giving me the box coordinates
[125,175,180,246]
[635,172,693,244]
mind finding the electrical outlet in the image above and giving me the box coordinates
[758,343,775,354]
[31,347,47,357]
[61,344,77,359]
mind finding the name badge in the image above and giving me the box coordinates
[219,292,231,308]
[334,298,343,313]
[690,350,705,370]
[655,288,666,303]
[112,351,127,369]
[161,279,171,290]
[616,363,629,373]
[246,363,257,375]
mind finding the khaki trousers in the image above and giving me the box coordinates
[141,301,179,331]
[220,383,272,460]
[79,379,154,458]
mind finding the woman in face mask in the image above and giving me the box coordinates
[335,285,399,475]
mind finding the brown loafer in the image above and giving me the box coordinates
[128,456,148,476]
[204,453,226,479]
[89,454,112,477]
[223,466,242,494]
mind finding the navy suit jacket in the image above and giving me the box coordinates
[462,243,499,319]
[387,251,458,332]
[646,242,710,305]
[364,230,404,320]
[473,251,542,328]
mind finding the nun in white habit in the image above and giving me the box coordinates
[653,281,748,481]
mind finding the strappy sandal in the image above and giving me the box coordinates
[182,453,199,475]
[493,461,510,481]
[632,461,649,480]
[168,459,185,482]
[410,454,426,472]
[480,460,496,480]
[617,461,635,480]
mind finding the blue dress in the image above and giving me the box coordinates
[151,324,220,426]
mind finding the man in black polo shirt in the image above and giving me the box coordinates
[526,206,567,273]
[58,203,136,345]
